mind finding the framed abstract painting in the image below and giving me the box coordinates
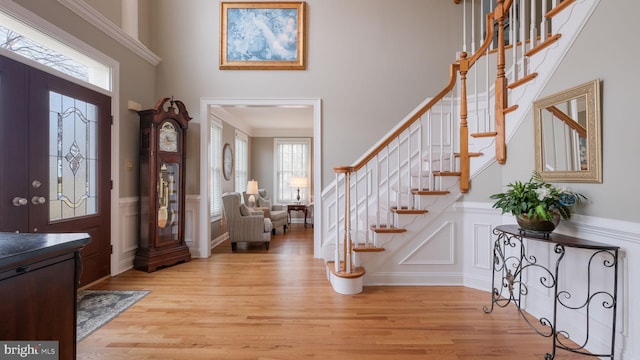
[220,2,306,70]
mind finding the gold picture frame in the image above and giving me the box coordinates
[220,1,306,70]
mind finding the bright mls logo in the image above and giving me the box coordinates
[1,341,58,359]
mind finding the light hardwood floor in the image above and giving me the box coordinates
[78,223,587,359]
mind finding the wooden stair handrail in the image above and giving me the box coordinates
[467,12,495,67]
[342,63,461,173]
[337,7,500,175]
[545,0,576,18]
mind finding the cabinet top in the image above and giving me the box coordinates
[495,225,619,251]
[0,232,91,270]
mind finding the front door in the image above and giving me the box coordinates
[0,55,111,286]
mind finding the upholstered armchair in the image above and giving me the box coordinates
[307,202,314,227]
[242,189,288,234]
[222,192,272,251]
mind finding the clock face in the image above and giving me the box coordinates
[159,122,178,152]
[223,143,233,180]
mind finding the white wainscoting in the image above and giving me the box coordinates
[457,202,640,360]
[361,206,465,286]
[112,195,205,276]
[185,195,204,258]
[112,197,139,275]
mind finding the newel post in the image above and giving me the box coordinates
[457,53,470,193]
[333,166,354,273]
[494,0,510,164]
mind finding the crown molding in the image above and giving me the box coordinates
[57,0,161,66]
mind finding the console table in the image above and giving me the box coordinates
[287,204,308,227]
[484,225,619,359]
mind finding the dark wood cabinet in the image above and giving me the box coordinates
[0,232,90,360]
[134,98,191,272]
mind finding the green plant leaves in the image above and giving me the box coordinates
[490,171,587,220]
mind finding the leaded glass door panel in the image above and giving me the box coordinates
[48,91,98,222]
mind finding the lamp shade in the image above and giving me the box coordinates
[289,177,308,188]
[246,179,259,195]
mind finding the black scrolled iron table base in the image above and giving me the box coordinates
[484,225,619,359]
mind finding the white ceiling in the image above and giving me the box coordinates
[210,105,314,137]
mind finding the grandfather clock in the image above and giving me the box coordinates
[134,97,191,272]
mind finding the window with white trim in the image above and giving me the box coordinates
[209,119,222,218]
[275,138,310,204]
[234,130,248,194]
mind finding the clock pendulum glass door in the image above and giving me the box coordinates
[157,162,179,241]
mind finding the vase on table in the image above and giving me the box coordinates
[516,213,561,234]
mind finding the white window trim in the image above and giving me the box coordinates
[209,118,223,220]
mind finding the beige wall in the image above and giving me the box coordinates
[250,137,276,196]
[465,0,640,222]
[149,0,463,191]
[83,0,121,26]
[81,0,151,47]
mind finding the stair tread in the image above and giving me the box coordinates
[525,33,561,57]
[546,0,575,18]
[503,104,518,114]
[454,152,483,157]
[508,73,538,89]
[471,132,498,138]
[392,207,429,215]
[370,225,407,233]
[326,261,366,278]
[434,171,461,176]
[353,244,385,252]
[412,189,451,195]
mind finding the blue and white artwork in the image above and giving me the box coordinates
[226,8,299,62]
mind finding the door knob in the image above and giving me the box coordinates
[31,196,46,205]
[12,197,28,206]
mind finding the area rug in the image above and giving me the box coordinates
[77,290,150,342]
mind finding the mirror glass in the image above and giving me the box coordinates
[533,79,602,182]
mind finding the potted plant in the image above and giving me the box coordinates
[490,171,587,232]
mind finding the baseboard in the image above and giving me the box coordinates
[363,272,465,286]
[210,232,229,251]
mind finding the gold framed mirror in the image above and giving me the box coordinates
[533,79,602,183]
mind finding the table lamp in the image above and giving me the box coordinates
[246,179,259,208]
[289,177,308,204]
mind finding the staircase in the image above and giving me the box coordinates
[321,0,602,294]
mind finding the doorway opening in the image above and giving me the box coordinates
[198,98,321,258]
